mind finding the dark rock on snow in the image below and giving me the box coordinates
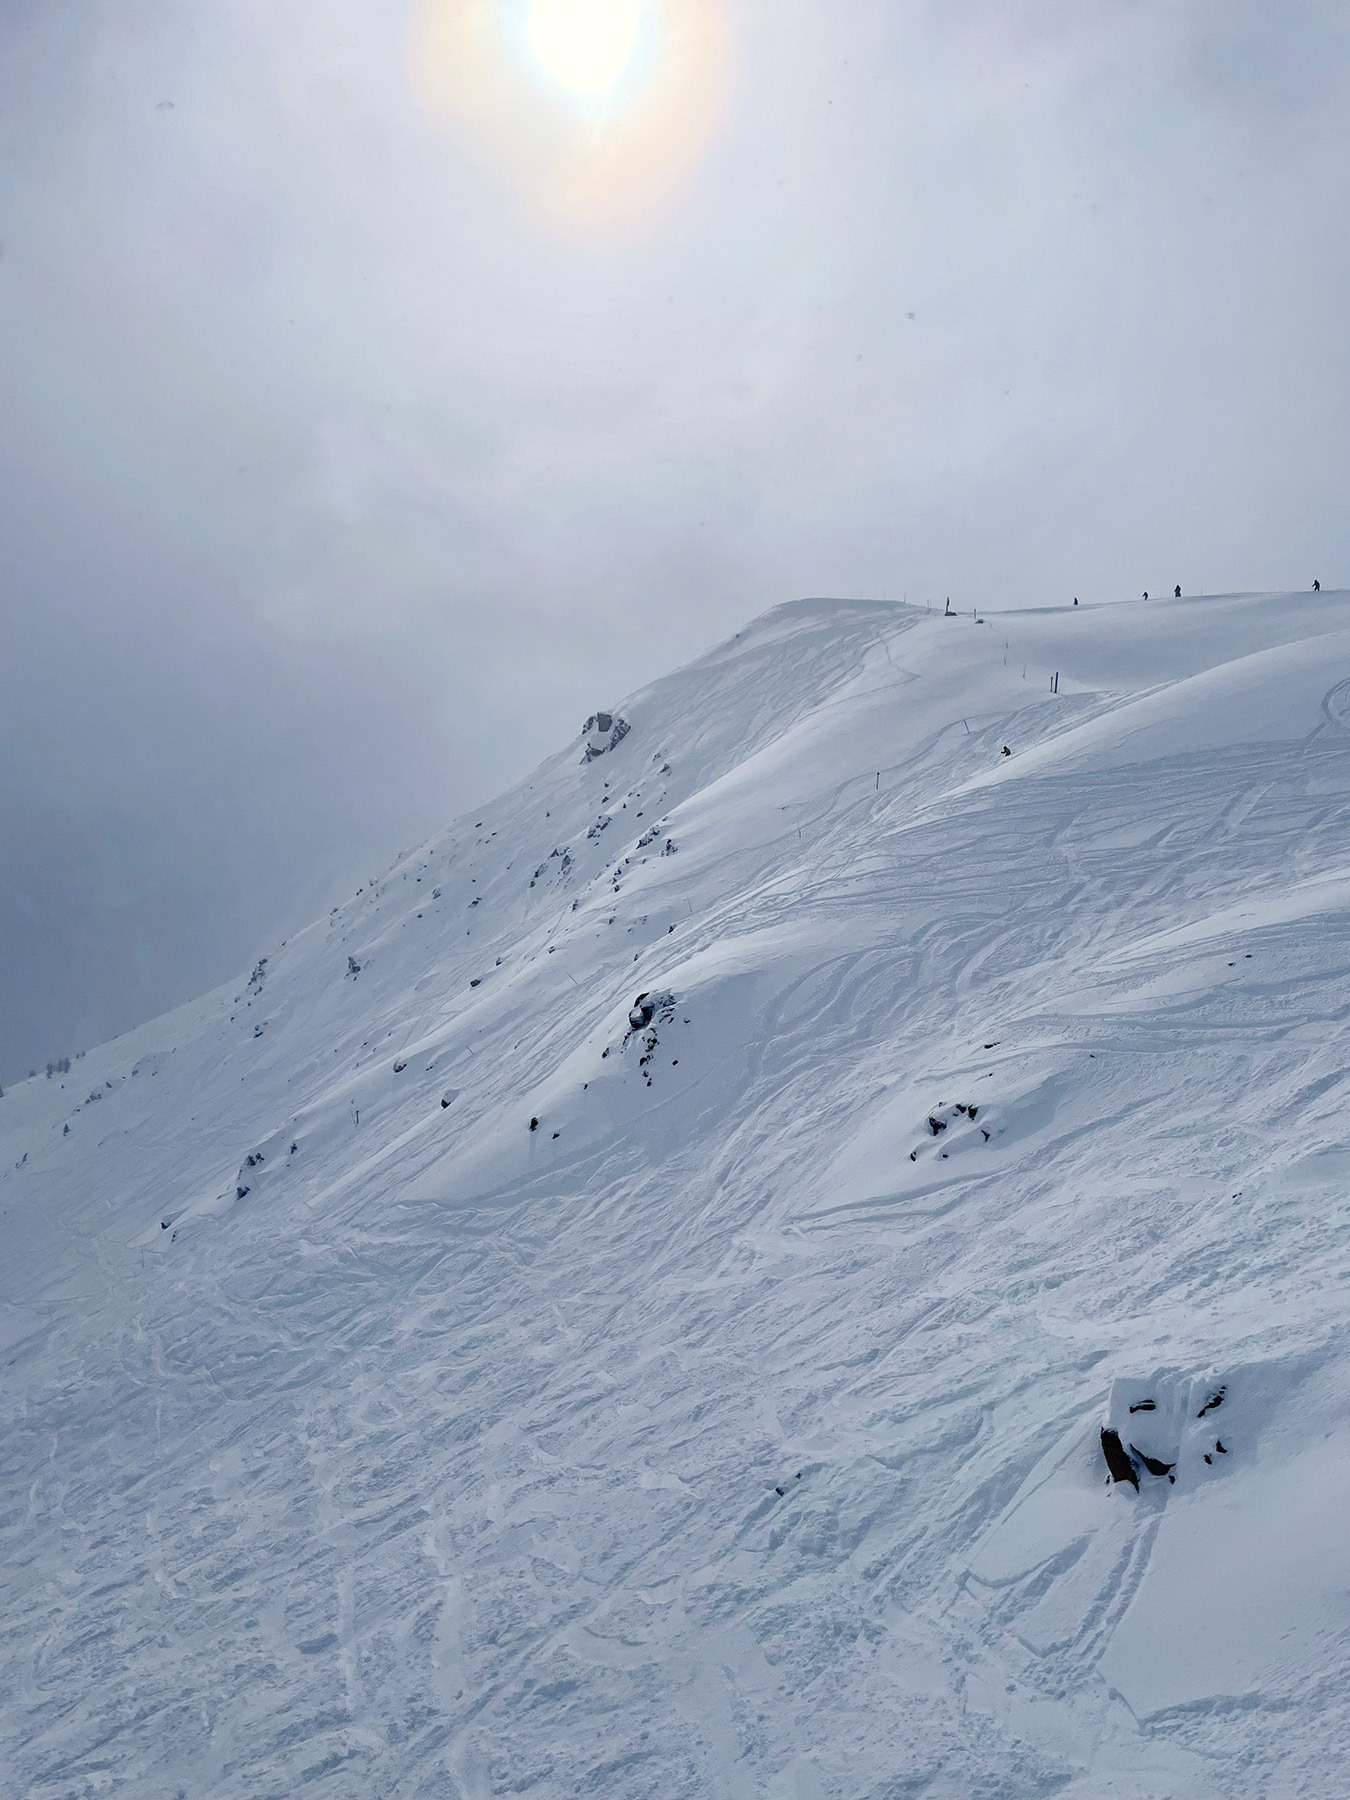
[1100,1427,1139,1489]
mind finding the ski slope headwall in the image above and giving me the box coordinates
[4,588,1350,1799]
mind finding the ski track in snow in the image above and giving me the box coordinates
[5,590,1350,1798]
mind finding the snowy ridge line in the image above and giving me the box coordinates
[5,588,1350,1798]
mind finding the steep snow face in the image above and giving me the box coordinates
[5,589,1350,1799]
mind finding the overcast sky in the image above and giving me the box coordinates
[2,0,1347,1081]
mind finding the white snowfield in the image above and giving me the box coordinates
[6,588,1350,1800]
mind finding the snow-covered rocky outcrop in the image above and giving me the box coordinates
[581,709,631,761]
[5,589,1350,1798]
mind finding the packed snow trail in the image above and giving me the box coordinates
[4,590,1350,1799]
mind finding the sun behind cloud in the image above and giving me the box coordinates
[412,0,731,225]
[526,0,641,96]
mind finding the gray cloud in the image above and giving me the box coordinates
[2,0,1346,1078]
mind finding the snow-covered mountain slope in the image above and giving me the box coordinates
[5,589,1350,1800]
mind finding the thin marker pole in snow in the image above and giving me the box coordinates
[876,771,880,788]
[963,719,970,733]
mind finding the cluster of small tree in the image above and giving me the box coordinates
[45,1058,72,1078]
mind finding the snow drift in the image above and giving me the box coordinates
[5,588,1350,1799]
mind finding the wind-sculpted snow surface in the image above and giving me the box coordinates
[5,590,1350,1798]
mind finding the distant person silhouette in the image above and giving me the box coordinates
[1142,591,1149,601]
[1175,585,1181,597]
[1314,579,1321,592]
[1073,596,1078,606]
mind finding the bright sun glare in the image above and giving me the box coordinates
[413,0,728,221]
[526,0,642,95]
